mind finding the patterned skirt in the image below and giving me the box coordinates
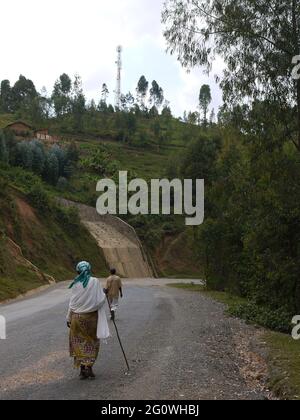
[69,311,100,369]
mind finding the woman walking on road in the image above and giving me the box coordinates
[67,261,110,380]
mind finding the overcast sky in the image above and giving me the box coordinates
[0,0,223,117]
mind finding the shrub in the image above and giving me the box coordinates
[27,184,50,212]
[53,205,80,234]
[56,176,69,192]
[228,301,293,333]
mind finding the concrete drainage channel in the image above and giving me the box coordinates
[59,199,154,278]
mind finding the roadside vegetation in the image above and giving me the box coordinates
[168,283,300,400]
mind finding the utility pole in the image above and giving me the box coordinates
[115,45,122,109]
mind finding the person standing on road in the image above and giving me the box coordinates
[67,261,110,380]
[105,268,123,321]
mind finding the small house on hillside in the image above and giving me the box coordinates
[36,128,49,136]
[35,129,59,144]
[5,121,33,137]
[3,121,59,143]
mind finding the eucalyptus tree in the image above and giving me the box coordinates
[149,80,164,109]
[136,76,149,109]
[52,73,72,117]
[0,80,13,113]
[101,83,109,104]
[199,84,212,127]
[72,74,86,131]
[162,0,300,149]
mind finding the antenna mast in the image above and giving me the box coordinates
[115,45,122,109]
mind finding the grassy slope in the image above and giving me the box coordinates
[0,177,108,301]
[0,236,49,301]
[168,283,300,400]
[65,138,170,200]
[1,111,203,282]
[47,116,204,278]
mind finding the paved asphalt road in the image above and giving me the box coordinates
[0,280,269,400]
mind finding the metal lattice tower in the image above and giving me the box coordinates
[115,46,122,109]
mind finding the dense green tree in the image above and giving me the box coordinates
[52,73,72,117]
[136,76,149,109]
[187,111,199,125]
[98,100,108,113]
[161,105,172,121]
[12,139,74,184]
[72,75,86,132]
[180,134,221,184]
[31,141,45,175]
[199,85,212,127]
[101,83,109,103]
[115,112,137,143]
[15,142,33,170]
[11,75,38,113]
[132,104,142,117]
[0,80,13,113]
[120,94,128,112]
[149,106,159,119]
[50,145,67,176]
[39,86,52,119]
[125,92,135,110]
[149,81,164,109]
[25,96,46,124]
[44,152,59,185]
[107,104,115,113]
[12,75,37,102]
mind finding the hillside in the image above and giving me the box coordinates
[0,170,108,301]
[0,110,203,293]
[51,118,203,277]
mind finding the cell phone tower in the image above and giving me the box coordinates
[115,45,122,109]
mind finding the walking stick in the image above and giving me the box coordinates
[105,294,130,373]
